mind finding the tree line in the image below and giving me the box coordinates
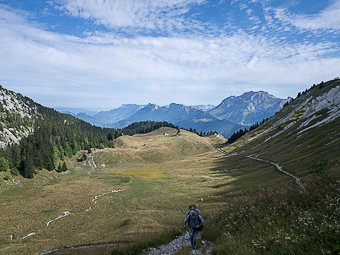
[227,118,269,144]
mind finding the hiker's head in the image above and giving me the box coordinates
[188,203,196,209]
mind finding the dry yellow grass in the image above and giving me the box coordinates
[0,128,231,254]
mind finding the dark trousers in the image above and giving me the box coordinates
[190,228,199,249]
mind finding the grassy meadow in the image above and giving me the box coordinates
[0,128,231,254]
[1,126,339,255]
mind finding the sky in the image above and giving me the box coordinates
[0,0,339,110]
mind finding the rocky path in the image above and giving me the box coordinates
[142,231,212,255]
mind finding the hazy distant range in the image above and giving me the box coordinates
[56,91,290,138]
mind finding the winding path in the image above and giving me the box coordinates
[246,155,306,191]
[218,148,305,191]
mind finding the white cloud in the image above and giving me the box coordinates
[51,0,205,32]
[272,0,340,32]
[240,3,248,10]
[0,5,339,108]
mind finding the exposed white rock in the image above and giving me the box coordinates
[0,87,37,148]
[298,86,340,133]
[46,211,71,227]
[249,85,340,142]
[22,232,37,239]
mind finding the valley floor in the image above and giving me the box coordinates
[0,128,230,254]
[1,127,339,255]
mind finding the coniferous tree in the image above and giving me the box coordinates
[20,157,34,179]
[62,162,67,172]
[57,164,63,173]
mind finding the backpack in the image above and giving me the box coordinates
[189,209,204,231]
[187,207,201,217]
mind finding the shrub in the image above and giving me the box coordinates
[0,157,9,172]
[11,167,19,176]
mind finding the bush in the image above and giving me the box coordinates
[11,167,19,176]
[0,157,9,172]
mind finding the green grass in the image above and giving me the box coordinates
[0,129,229,255]
[1,117,339,255]
[42,208,58,215]
[205,176,340,255]
[108,165,167,181]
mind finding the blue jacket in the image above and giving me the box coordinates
[184,214,204,228]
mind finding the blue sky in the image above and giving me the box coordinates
[0,0,339,110]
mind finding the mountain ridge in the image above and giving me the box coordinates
[72,91,288,137]
[75,104,145,127]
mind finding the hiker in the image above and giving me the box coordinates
[184,205,204,249]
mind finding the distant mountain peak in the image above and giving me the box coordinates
[169,103,190,112]
[210,91,288,126]
[144,103,159,111]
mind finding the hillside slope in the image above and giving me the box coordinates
[222,78,340,178]
[200,79,340,255]
[0,86,176,179]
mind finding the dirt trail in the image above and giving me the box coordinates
[218,148,306,191]
[246,155,306,191]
